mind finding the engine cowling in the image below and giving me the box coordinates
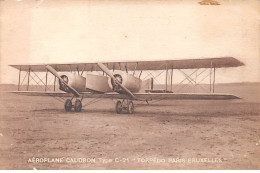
[108,71,142,93]
[58,73,86,93]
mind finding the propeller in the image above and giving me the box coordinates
[46,65,80,97]
[97,63,136,99]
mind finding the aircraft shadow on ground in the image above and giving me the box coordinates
[31,108,241,118]
[31,108,116,115]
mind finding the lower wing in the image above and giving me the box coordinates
[9,91,240,100]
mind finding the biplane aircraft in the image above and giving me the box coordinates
[9,57,244,114]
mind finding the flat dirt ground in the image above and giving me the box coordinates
[0,83,259,170]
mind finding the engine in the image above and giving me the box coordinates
[108,71,142,93]
[59,73,86,93]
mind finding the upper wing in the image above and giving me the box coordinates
[10,57,244,72]
[9,91,240,100]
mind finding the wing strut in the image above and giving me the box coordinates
[18,66,21,91]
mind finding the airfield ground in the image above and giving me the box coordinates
[0,83,259,169]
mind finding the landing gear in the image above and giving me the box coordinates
[115,99,134,114]
[74,99,82,112]
[64,97,82,112]
[64,99,72,112]
[116,101,123,114]
[127,100,134,114]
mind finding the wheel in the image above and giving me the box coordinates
[115,101,123,114]
[64,99,72,112]
[127,101,134,114]
[74,99,82,112]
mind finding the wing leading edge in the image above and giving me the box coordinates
[9,91,240,100]
[10,57,244,72]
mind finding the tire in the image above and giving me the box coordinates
[74,99,82,112]
[115,101,123,114]
[127,101,134,114]
[64,99,72,112]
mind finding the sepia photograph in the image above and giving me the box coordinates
[0,0,259,170]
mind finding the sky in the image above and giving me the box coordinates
[0,0,259,84]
